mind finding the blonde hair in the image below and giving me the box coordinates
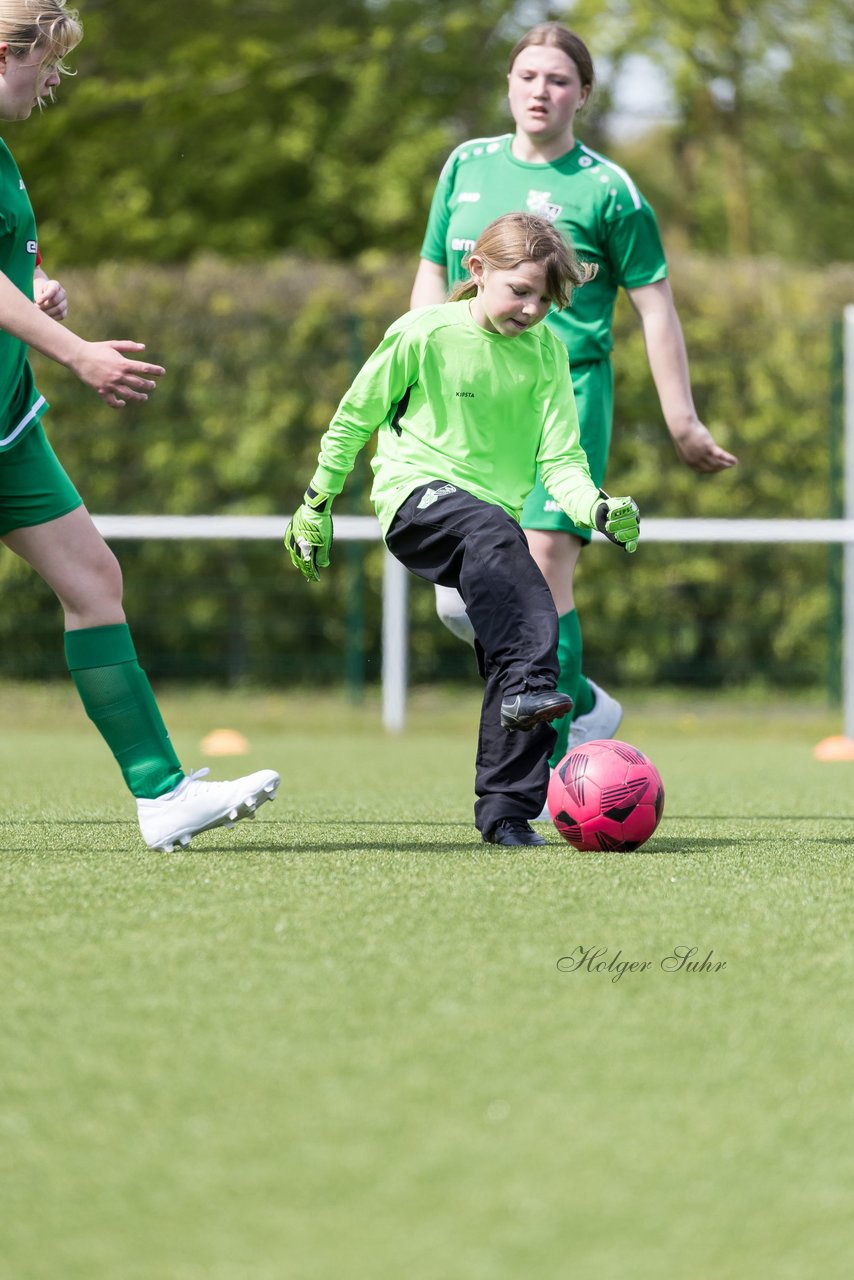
[450,212,596,310]
[0,1,82,75]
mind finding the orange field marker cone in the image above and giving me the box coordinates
[200,728,250,757]
[813,735,854,761]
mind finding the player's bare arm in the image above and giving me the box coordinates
[0,268,164,408]
[410,258,448,309]
[627,278,738,474]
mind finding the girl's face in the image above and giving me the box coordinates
[0,45,61,120]
[507,44,589,144]
[468,257,553,337]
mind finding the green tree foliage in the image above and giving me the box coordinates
[1,254,851,686]
[9,0,520,264]
[1,3,852,688]
[4,0,849,265]
[562,0,854,259]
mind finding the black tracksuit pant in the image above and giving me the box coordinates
[385,481,559,837]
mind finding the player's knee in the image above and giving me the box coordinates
[63,543,124,621]
[435,584,475,647]
[95,544,124,606]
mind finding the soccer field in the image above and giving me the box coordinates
[2,684,852,1280]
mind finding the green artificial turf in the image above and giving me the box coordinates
[1,684,852,1279]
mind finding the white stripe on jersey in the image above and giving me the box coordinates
[0,394,46,447]
[440,134,510,181]
[578,143,642,210]
[454,133,511,154]
[446,133,512,170]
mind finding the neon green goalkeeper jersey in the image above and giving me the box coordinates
[419,135,667,363]
[0,139,47,452]
[310,301,601,535]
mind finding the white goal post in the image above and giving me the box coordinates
[93,512,854,735]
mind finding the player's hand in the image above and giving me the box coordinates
[284,488,333,582]
[33,276,68,322]
[71,341,165,409]
[593,492,640,554]
[671,421,738,473]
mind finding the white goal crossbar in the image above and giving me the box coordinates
[93,514,854,734]
[92,515,854,544]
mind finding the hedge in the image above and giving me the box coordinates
[2,253,852,690]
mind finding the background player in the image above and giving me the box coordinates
[0,1,279,850]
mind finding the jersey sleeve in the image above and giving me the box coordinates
[311,315,422,497]
[604,195,668,291]
[418,149,459,266]
[536,331,601,527]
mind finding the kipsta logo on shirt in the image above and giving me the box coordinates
[455,391,474,398]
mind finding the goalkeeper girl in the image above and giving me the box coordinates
[286,212,639,847]
[0,1,278,850]
[412,21,737,768]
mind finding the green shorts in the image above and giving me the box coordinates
[0,423,83,537]
[521,357,614,542]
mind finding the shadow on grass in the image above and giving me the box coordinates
[640,836,750,854]
[663,814,854,823]
[173,833,749,856]
[214,842,499,856]
[5,815,854,861]
[214,830,854,857]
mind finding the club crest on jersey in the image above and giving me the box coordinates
[417,483,457,510]
[526,190,562,222]
[26,240,37,255]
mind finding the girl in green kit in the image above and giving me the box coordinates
[286,213,639,846]
[412,22,737,773]
[0,2,278,849]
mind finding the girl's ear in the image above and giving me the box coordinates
[468,254,486,287]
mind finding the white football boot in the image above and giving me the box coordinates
[568,679,623,748]
[534,682,624,819]
[137,767,280,851]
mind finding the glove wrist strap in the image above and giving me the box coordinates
[305,486,331,512]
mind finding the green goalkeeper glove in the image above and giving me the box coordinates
[592,491,640,554]
[284,487,333,582]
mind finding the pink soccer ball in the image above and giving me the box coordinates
[547,739,665,852]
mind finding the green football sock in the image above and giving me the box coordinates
[573,674,596,720]
[550,609,581,766]
[64,624,184,799]
[550,609,594,768]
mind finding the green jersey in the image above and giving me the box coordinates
[310,300,601,535]
[0,139,46,452]
[420,134,667,363]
